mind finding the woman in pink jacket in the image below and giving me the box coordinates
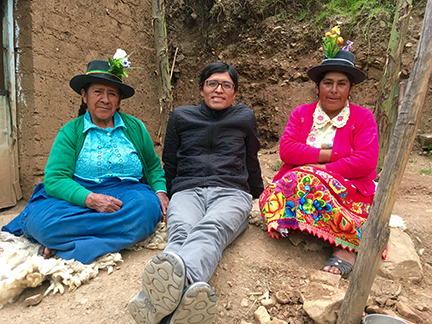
[260,33,378,279]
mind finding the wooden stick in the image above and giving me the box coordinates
[170,47,179,81]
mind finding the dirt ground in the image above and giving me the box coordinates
[2,0,432,323]
[1,151,432,324]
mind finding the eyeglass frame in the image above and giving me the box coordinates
[204,79,235,91]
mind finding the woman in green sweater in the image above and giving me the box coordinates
[2,50,168,264]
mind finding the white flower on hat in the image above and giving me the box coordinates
[108,49,141,79]
[113,48,131,68]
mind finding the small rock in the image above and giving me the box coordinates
[254,306,271,324]
[261,298,276,308]
[396,301,424,323]
[288,233,305,246]
[405,42,413,48]
[380,21,386,28]
[385,299,397,307]
[275,291,290,304]
[292,72,302,81]
[24,294,44,307]
[227,281,233,287]
[309,270,340,288]
[375,296,388,306]
[415,304,430,312]
[418,248,424,256]
[241,298,249,307]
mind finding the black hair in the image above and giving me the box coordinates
[199,62,239,91]
[77,83,122,116]
[78,83,91,116]
[316,71,355,88]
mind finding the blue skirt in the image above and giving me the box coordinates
[2,178,162,264]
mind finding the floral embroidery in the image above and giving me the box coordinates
[306,101,350,148]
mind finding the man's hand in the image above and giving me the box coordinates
[156,192,169,223]
[85,193,122,213]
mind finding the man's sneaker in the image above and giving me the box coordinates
[161,282,217,324]
[128,252,186,324]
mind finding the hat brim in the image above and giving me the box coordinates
[70,74,135,99]
[307,64,366,85]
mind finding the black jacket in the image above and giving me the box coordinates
[162,101,264,198]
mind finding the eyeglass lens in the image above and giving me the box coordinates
[206,80,234,90]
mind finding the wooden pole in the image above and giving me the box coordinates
[337,1,432,323]
[374,0,412,172]
[152,0,173,145]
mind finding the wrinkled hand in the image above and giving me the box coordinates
[318,148,332,163]
[268,229,281,239]
[156,192,169,224]
[85,193,122,213]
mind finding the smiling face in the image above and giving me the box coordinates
[199,72,237,110]
[82,83,122,128]
[316,71,354,119]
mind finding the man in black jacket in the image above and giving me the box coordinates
[128,62,264,324]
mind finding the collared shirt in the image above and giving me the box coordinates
[74,111,143,182]
[306,100,350,149]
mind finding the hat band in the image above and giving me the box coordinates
[86,70,123,83]
[322,58,354,67]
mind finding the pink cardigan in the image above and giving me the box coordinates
[274,101,379,196]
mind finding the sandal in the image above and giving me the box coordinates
[323,255,353,279]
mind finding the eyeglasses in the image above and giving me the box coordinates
[205,80,235,91]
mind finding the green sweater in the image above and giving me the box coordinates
[44,112,166,207]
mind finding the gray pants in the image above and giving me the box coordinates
[164,187,252,283]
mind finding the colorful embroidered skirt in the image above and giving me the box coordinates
[259,166,374,252]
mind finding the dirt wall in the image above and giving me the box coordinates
[15,0,160,198]
[167,1,432,148]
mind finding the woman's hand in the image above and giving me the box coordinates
[318,148,332,163]
[85,193,122,213]
[156,192,169,223]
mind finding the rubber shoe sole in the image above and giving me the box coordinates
[128,252,186,324]
[167,282,217,324]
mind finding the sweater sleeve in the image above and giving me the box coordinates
[162,111,180,197]
[326,108,379,179]
[44,122,92,207]
[245,110,264,198]
[279,106,321,165]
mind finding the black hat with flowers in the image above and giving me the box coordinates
[70,49,136,99]
[307,25,366,85]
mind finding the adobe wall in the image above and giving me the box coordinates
[15,0,160,198]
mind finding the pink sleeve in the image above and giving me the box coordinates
[279,106,321,165]
[326,108,379,179]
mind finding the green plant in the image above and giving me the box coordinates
[419,169,432,175]
[275,9,287,22]
[270,160,284,171]
[209,0,217,16]
[422,144,432,159]
[299,0,396,31]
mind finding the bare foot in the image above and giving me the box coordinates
[42,247,55,259]
[268,229,281,239]
[322,247,356,275]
